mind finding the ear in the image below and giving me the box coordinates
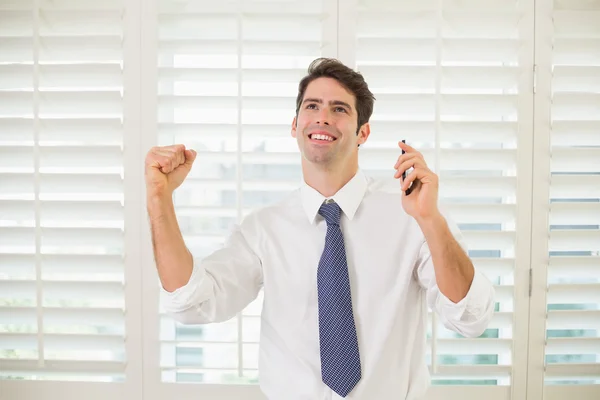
[357,122,370,146]
[291,116,297,138]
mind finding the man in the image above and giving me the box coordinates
[145,58,495,399]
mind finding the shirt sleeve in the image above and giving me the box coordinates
[414,208,495,338]
[160,219,263,325]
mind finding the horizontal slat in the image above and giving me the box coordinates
[174,206,238,218]
[439,121,517,144]
[0,254,123,277]
[0,173,123,198]
[462,231,515,251]
[0,36,122,63]
[0,332,124,353]
[0,10,122,37]
[0,10,32,37]
[553,38,600,66]
[159,0,323,15]
[554,0,600,11]
[373,94,518,120]
[550,202,600,225]
[551,93,600,121]
[361,65,520,92]
[545,387,600,400]
[0,359,124,374]
[0,200,123,224]
[0,64,122,90]
[0,280,124,302]
[440,176,516,198]
[493,285,513,303]
[553,10,600,38]
[159,14,322,42]
[0,258,123,282]
[546,337,600,354]
[472,257,514,277]
[159,67,305,83]
[548,256,600,278]
[549,230,600,251]
[0,91,123,117]
[38,10,123,36]
[430,364,512,379]
[40,36,123,63]
[0,118,122,145]
[357,38,520,64]
[550,175,600,199]
[159,122,292,140]
[158,39,322,58]
[37,0,123,11]
[545,363,600,378]
[428,338,512,355]
[444,203,515,224]
[553,66,600,93]
[0,306,124,329]
[346,121,516,144]
[0,146,123,172]
[0,226,123,248]
[551,121,600,146]
[358,11,519,39]
[547,283,600,304]
[551,147,600,172]
[547,310,600,330]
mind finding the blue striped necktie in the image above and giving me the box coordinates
[317,201,361,397]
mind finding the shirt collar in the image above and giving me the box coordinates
[300,169,368,224]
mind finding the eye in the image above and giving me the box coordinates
[306,103,318,110]
[334,106,347,113]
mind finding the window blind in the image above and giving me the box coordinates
[544,0,600,388]
[352,0,531,392]
[155,0,333,386]
[0,0,127,384]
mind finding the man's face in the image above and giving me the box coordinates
[291,77,369,168]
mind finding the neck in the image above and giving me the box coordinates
[302,159,358,198]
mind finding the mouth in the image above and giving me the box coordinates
[308,132,337,142]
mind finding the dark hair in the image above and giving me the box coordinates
[295,58,375,132]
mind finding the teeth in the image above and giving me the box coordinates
[312,134,334,141]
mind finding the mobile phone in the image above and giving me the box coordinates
[401,139,413,196]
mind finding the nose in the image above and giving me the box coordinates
[316,107,330,125]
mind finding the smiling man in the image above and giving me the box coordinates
[145,58,495,400]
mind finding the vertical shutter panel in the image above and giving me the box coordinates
[354,0,531,391]
[544,0,600,387]
[156,0,332,385]
[0,0,126,383]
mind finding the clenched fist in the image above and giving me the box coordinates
[145,144,197,198]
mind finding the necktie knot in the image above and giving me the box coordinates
[318,202,342,226]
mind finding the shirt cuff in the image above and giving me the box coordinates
[160,261,204,312]
[436,271,492,322]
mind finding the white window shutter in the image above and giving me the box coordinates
[0,0,135,398]
[528,0,600,399]
[348,0,534,397]
[151,1,335,397]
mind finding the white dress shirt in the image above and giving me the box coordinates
[161,169,495,400]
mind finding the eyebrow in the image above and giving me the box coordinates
[302,98,353,112]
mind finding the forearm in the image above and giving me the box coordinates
[147,194,193,292]
[417,213,474,303]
